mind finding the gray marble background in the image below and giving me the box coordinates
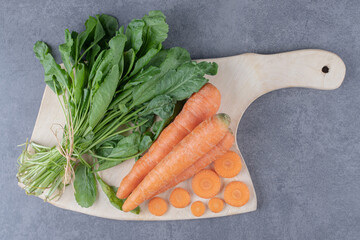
[1,0,359,239]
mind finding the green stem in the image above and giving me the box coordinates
[90,151,144,162]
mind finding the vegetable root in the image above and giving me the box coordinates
[117,83,221,199]
[122,113,230,212]
[152,131,234,197]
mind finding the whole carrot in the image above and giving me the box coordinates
[122,113,231,212]
[117,83,221,199]
[152,131,234,197]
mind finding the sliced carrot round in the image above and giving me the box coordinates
[224,181,250,207]
[208,198,224,213]
[191,201,206,217]
[169,188,191,208]
[214,151,242,178]
[148,197,168,216]
[192,169,221,199]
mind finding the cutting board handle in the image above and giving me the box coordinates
[208,49,346,132]
[250,49,346,92]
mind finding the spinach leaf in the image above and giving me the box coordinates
[124,47,190,89]
[58,29,74,74]
[138,11,168,56]
[88,50,107,81]
[95,134,124,157]
[96,142,114,157]
[86,44,101,68]
[74,163,97,208]
[152,99,185,139]
[34,41,70,94]
[140,95,175,119]
[124,66,160,89]
[131,61,217,106]
[96,174,140,214]
[74,63,88,104]
[79,16,106,58]
[123,49,135,78]
[152,120,163,134]
[125,19,145,54]
[99,14,118,38]
[158,47,191,74]
[139,135,152,152]
[108,132,140,158]
[129,47,160,77]
[89,33,126,91]
[89,65,119,128]
[145,49,168,68]
[163,61,218,101]
[138,114,154,134]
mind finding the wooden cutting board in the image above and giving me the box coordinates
[23,49,346,220]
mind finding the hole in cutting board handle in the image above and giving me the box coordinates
[322,66,329,73]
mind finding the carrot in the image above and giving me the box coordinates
[169,188,191,208]
[208,198,224,213]
[117,83,221,199]
[192,169,221,199]
[148,197,168,216]
[191,201,206,217]
[224,181,250,207]
[122,113,230,212]
[214,151,242,178]
[152,131,234,197]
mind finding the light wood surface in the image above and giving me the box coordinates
[22,49,346,220]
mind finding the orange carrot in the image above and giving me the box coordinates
[169,188,191,208]
[191,201,206,217]
[148,197,168,216]
[152,131,234,197]
[122,114,230,212]
[214,151,242,178]
[192,169,221,199]
[208,198,224,213]
[224,181,250,207]
[117,83,221,199]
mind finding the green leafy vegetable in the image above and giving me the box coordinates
[18,11,218,212]
[140,95,175,119]
[74,163,97,208]
[34,41,70,94]
[96,173,140,214]
[89,65,120,128]
[108,132,140,158]
[59,29,74,74]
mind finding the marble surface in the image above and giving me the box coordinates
[1,0,359,239]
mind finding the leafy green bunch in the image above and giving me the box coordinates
[17,11,217,213]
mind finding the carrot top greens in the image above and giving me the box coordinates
[17,10,217,212]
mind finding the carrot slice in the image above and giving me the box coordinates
[122,114,230,212]
[117,83,221,199]
[224,181,250,207]
[169,188,191,208]
[192,169,221,199]
[208,198,224,213]
[148,197,168,216]
[214,151,242,178]
[191,201,206,217]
